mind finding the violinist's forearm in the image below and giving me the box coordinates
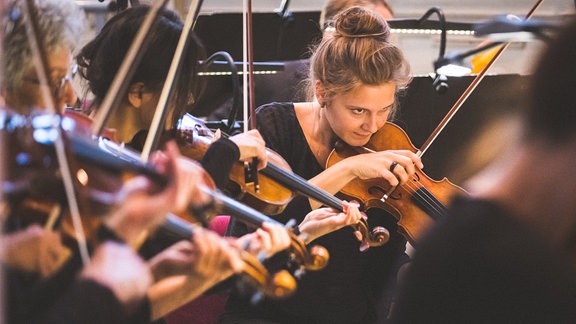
[307,161,356,209]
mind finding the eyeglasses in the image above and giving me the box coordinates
[23,63,78,98]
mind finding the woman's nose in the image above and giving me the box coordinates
[363,114,379,133]
[58,78,78,111]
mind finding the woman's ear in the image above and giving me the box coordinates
[127,82,145,108]
[315,80,326,107]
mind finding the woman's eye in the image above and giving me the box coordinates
[351,108,364,115]
[379,107,391,115]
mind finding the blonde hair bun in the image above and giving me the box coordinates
[332,6,390,40]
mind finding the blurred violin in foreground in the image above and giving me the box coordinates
[0,108,299,300]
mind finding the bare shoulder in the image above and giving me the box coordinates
[293,101,316,122]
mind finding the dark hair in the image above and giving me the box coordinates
[525,17,576,144]
[76,5,206,125]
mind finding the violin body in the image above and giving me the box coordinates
[176,113,295,215]
[2,111,98,231]
[327,122,467,245]
[1,109,171,236]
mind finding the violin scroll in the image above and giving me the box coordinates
[287,231,329,272]
[239,250,296,300]
[352,218,390,251]
[204,187,330,273]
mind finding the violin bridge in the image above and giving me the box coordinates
[380,193,389,203]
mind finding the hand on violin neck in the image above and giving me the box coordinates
[147,228,243,284]
[234,222,291,258]
[103,142,214,245]
[175,226,244,284]
[297,200,363,244]
[146,227,245,321]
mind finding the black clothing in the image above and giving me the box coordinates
[5,243,151,324]
[389,197,576,324]
[27,280,131,324]
[221,103,409,324]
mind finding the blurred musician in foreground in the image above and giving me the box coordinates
[388,17,576,323]
[222,7,422,324]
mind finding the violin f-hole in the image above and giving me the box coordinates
[369,185,402,201]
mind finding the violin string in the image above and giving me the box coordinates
[403,180,446,215]
[359,146,447,220]
[400,179,447,219]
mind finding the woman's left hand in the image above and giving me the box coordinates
[297,200,363,244]
[234,221,292,258]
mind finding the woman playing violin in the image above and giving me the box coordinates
[222,6,422,324]
[2,0,290,322]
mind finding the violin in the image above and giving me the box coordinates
[326,122,467,246]
[1,109,163,234]
[176,114,294,216]
[105,119,331,273]
[113,119,330,271]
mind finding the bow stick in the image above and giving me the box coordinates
[21,0,90,263]
[418,0,544,158]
